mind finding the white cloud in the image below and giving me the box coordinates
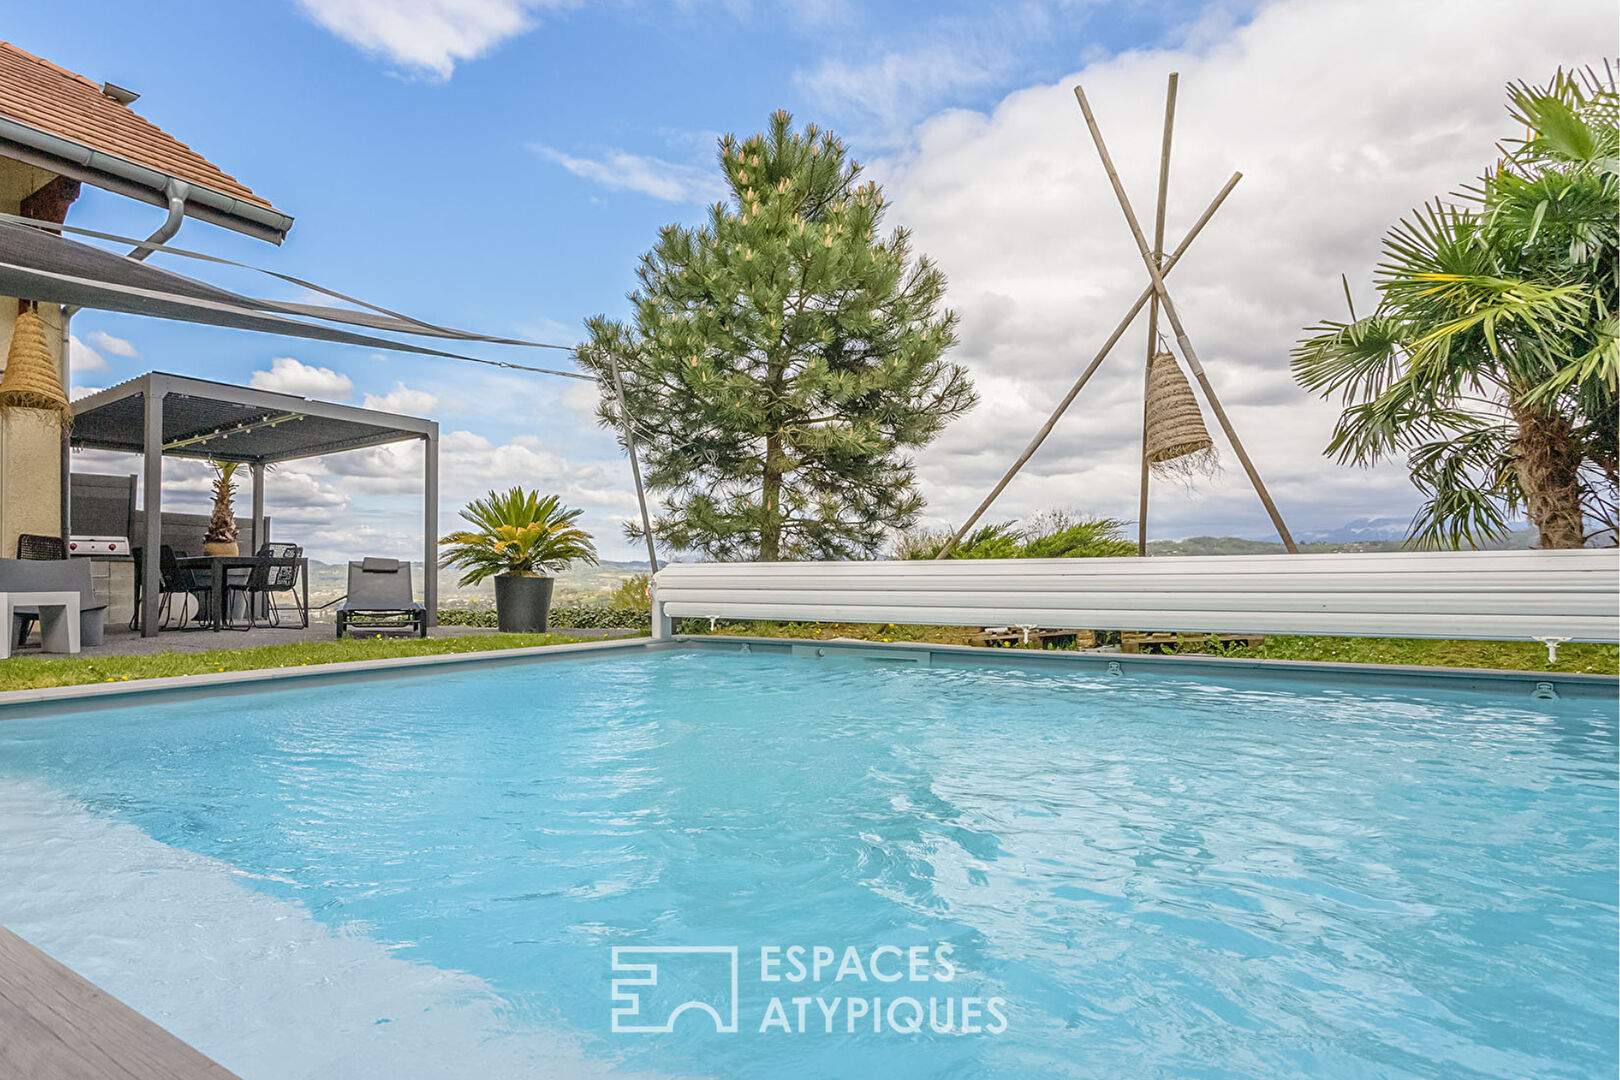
[440,430,634,513]
[69,384,104,401]
[237,426,636,562]
[794,2,1063,145]
[292,0,577,78]
[561,378,603,421]
[249,357,354,401]
[67,335,107,373]
[532,145,727,204]
[876,0,1610,541]
[798,42,1014,147]
[86,330,138,358]
[363,382,440,414]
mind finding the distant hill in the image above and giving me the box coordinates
[306,559,651,607]
[1147,528,1537,556]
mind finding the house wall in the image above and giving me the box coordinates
[0,157,68,557]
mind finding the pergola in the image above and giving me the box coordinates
[71,371,439,637]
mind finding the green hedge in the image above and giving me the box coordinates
[438,606,650,630]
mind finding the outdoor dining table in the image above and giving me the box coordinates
[176,554,309,631]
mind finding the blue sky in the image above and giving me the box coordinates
[13,0,1612,560]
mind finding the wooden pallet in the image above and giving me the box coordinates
[1120,631,1265,654]
[974,628,1097,649]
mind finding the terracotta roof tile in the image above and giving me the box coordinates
[0,41,281,214]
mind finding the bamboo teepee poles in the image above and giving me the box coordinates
[940,73,1298,558]
[1071,82,1298,553]
[1137,73,1179,555]
[934,170,1241,557]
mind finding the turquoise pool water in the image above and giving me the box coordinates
[0,648,1614,1079]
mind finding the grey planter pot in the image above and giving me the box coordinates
[494,574,554,633]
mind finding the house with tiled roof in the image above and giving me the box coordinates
[0,40,290,556]
[0,41,291,242]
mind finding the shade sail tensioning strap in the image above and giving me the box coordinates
[0,222,593,380]
[0,212,572,350]
[0,257,592,379]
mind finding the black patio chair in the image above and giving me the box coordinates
[12,533,70,645]
[131,546,212,631]
[335,557,427,639]
[224,544,305,630]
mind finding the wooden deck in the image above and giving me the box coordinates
[0,926,239,1080]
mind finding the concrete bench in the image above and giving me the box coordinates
[0,591,80,659]
[0,558,106,649]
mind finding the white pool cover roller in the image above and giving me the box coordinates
[650,549,1620,643]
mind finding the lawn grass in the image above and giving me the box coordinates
[683,620,1618,675]
[1162,634,1616,675]
[0,632,635,691]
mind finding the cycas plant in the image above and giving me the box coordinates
[439,488,597,586]
[1293,66,1617,548]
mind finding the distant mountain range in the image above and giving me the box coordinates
[305,559,651,607]
[1298,517,1415,543]
[1147,526,1536,556]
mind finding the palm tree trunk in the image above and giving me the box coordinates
[1511,397,1585,548]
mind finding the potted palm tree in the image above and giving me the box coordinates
[203,460,241,556]
[439,488,597,632]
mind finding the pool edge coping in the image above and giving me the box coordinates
[0,634,667,712]
[685,634,1619,698]
[0,631,1613,713]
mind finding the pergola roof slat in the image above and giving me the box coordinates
[71,371,434,464]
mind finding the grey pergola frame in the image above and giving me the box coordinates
[70,372,439,637]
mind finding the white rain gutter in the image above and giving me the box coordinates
[0,116,293,244]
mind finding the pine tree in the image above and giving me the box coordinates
[576,111,976,561]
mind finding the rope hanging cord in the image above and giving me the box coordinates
[1143,350,1217,478]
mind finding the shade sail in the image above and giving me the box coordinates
[0,219,590,377]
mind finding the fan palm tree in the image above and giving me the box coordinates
[1293,67,1617,549]
[439,488,597,586]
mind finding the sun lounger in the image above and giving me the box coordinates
[335,557,427,639]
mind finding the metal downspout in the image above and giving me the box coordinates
[129,179,190,261]
[59,179,190,547]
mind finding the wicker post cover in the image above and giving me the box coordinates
[0,308,68,414]
[1143,350,1217,477]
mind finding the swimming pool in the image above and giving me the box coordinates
[0,642,1614,1079]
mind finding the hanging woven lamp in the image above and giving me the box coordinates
[1143,350,1217,478]
[0,307,68,415]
